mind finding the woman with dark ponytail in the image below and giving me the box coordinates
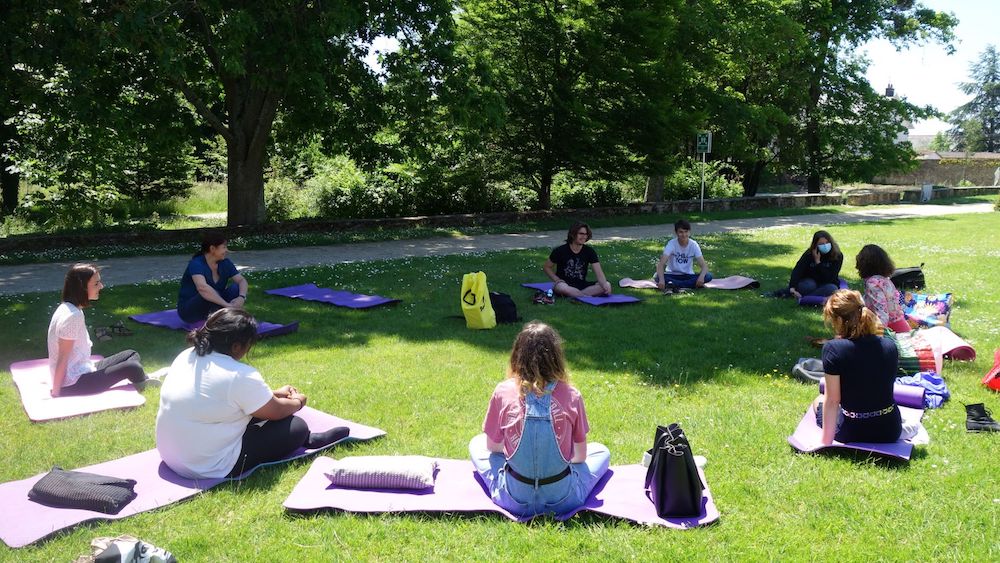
[817,290,918,445]
[47,263,152,396]
[176,232,248,323]
[155,308,347,479]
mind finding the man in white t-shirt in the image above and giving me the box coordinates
[655,219,712,290]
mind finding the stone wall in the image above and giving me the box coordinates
[1,187,996,253]
[875,159,1000,186]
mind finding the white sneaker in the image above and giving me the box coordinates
[147,367,169,382]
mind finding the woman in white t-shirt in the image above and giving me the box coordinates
[155,308,348,479]
[48,264,151,397]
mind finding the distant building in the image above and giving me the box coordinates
[885,84,911,145]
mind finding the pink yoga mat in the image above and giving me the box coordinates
[9,358,145,422]
[619,276,759,290]
[916,326,976,361]
[520,283,641,306]
[265,284,400,309]
[0,407,385,548]
[129,309,298,338]
[787,400,924,460]
[283,457,719,529]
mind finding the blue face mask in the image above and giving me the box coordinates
[817,243,832,254]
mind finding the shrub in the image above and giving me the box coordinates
[663,159,743,201]
[552,177,634,209]
[265,178,301,222]
[15,184,122,231]
[312,158,418,219]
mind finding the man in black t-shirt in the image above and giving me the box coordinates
[542,222,613,297]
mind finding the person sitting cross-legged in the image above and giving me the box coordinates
[156,308,348,479]
[542,222,613,298]
[469,321,610,517]
[655,219,712,290]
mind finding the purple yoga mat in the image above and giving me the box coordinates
[128,309,298,338]
[798,278,850,307]
[818,378,925,409]
[520,283,641,306]
[265,283,401,309]
[787,399,924,460]
[10,358,145,422]
[284,457,719,529]
[0,407,385,548]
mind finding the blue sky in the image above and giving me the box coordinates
[864,0,995,135]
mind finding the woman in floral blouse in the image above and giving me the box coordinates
[855,244,910,333]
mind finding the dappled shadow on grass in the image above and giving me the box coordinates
[795,445,923,470]
[0,232,818,388]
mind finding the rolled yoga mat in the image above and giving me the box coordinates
[818,377,925,409]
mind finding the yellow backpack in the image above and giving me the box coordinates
[461,271,497,329]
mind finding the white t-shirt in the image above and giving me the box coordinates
[155,348,273,479]
[47,302,96,388]
[662,238,703,275]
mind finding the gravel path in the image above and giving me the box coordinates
[0,202,991,296]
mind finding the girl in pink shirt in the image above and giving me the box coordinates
[855,245,910,333]
[469,322,610,517]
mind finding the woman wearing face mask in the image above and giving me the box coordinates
[771,230,843,299]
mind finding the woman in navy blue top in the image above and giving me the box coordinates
[818,290,918,444]
[177,233,248,323]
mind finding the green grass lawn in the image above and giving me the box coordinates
[1,213,998,561]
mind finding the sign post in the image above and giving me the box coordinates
[696,132,712,212]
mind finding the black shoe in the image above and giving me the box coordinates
[306,426,350,448]
[965,403,1000,432]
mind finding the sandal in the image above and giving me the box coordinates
[109,321,133,337]
[94,327,112,342]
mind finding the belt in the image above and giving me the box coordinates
[504,464,571,487]
[841,404,896,419]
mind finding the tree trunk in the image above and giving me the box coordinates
[644,175,665,202]
[804,24,830,195]
[226,139,266,226]
[538,171,553,210]
[741,161,766,197]
[221,84,279,226]
[0,121,18,215]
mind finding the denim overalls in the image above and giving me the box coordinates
[470,382,610,517]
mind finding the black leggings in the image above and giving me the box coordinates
[226,415,310,478]
[60,350,146,396]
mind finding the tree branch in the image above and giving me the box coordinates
[175,79,234,143]
[188,6,223,79]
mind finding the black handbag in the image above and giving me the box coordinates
[644,423,704,518]
[890,263,925,291]
[28,467,137,514]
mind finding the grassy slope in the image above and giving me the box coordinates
[1,212,998,561]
